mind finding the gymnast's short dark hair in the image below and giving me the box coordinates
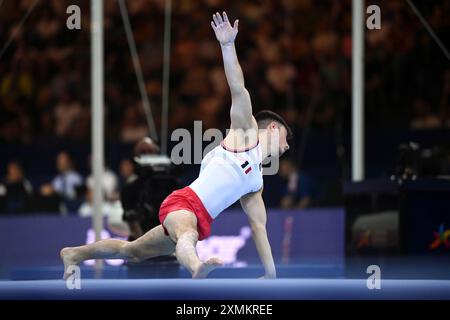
[255,110,293,139]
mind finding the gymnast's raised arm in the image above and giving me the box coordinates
[211,12,255,131]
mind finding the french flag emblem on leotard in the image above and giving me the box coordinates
[241,161,252,174]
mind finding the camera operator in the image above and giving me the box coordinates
[121,137,181,278]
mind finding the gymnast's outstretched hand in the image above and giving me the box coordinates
[211,11,239,46]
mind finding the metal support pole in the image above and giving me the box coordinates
[91,0,104,270]
[161,0,172,155]
[352,0,365,181]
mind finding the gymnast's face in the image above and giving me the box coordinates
[265,122,290,158]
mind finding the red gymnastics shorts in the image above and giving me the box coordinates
[158,186,213,241]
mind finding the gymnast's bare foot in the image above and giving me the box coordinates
[60,247,81,280]
[192,257,223,279]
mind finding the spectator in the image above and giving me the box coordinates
[86,169,119,202]
[0,161,33,213]
[53,90,83,139]
[40,151,83,201]
[279,158,316,210]
[410,97,441,130]
[78,187,128,236]
[119,158,137,187]
[86,155,119,201]
[120,103,149,143]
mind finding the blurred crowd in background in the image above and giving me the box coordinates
[1,0,450,214]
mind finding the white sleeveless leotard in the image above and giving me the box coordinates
[189,141,263,219]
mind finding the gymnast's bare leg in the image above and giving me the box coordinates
[162,210,223,278]
[60,225,175,279]
[60,210,222,279]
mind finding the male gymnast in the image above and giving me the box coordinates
[61,11,291,279]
